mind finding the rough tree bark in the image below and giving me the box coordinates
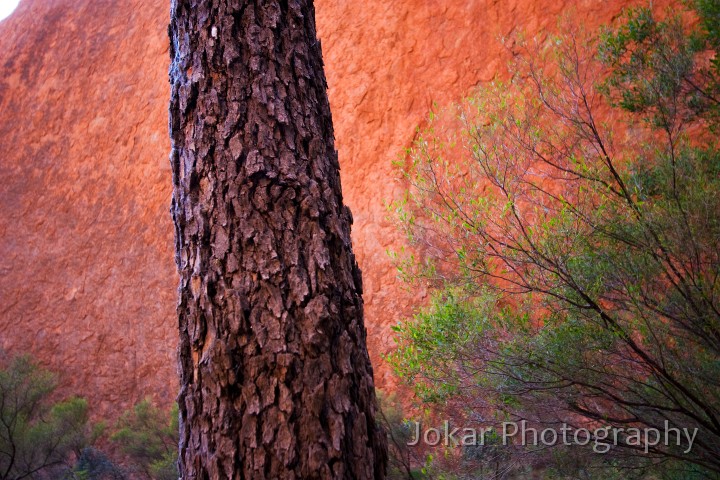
[168,1,387,478]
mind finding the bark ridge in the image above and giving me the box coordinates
[169,0,388,478]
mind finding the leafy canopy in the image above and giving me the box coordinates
[390,3,720,477]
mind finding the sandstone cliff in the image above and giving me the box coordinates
[0,0,676,415]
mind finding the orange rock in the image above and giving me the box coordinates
[0,0,677,416]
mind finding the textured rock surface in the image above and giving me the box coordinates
[0,0,175,413]
[0,0,676,414]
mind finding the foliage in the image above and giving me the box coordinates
[0,354,181,480]
[0,354,99,480]
[111,399,178,480]
[72,448,126,480]
[390,288,501,404]
[389,4,720,478]
[598,2,720,126]
[376,391,427,479]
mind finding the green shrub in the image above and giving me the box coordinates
[111,399,178,480]
[0,354,100,480]
[390,3,720,478]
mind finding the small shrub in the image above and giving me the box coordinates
[0,354,99,480]
[111,399,178,480]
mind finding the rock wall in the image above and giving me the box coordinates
[0,0,676,415]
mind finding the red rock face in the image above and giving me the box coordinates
[0,0,175,414]
[0,0,677,414]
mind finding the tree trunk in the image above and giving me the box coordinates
[168,1,387,478]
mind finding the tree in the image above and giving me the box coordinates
[0,355,98,480]
[390,5,720,477]
[168,1,387,478]
[72,448,126,480]
[111,400,179,480]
